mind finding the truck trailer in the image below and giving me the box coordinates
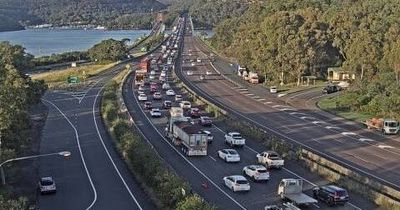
[165,107,208,156]
[277,179,318,206]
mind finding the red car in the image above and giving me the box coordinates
[189,108,200,118]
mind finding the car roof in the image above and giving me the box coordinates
[152,108,160,111]
[229,132,240,135]
[223,149,237,153]
[325,185,346,192]
[229,175,246,180]
[247,164,266,169]
[264,150,278,155]
[41,177,53,181]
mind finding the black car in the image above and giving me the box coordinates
[313,185,349,206]
[322,85,340,94]
[162,100,172,109]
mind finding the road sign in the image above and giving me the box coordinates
[67,76,80,84]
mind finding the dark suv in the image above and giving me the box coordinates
[313,185,349,206]
[322,85,340,94]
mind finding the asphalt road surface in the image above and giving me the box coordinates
[38,62,156,210]
[121,17,376,209]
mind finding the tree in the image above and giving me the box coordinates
[175,194,215,210]
[88,39,128,62]
[385,39,400,85]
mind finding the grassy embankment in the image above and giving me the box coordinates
[318,95,374,123]
[100,69,215,209]
[31,63,116,89]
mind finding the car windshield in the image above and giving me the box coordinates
[41,180,53,186]
[269,154,280,160]
[336,190,348,196]
[232,134,242,139]
[387,122,399,127]
[258,169,268,173]
[227,150,237,155]
[236,180,248,185]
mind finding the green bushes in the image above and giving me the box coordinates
[101,79,214,209]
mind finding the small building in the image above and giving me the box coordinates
[327,67,355,82]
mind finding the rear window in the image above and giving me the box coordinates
[269,154,279,160]
[232,134,242,139]
[228,150,237,155]
[237,180,248,185]
[41,180,53,186]
[336,190,348,197]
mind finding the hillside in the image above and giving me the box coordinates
[0,0,165,31]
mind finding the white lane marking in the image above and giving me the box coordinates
[209,156,217,162]
[359,138,374,142]
[180,76,400,190]
[378,145,395,149]
[312,121,325,125]
[252,96,260,99]
[131,87,247,210]
[341,132,357,136]
[264,101,273,104]
[246,93,255,96]
[238,88,248,91]
[42,99,98,210]
[289,112,306,115]
[272,105,282,108]
[279,108,296,112]
[312,203,320,208]
[325,126,341,130]
[93,84,144,209]
[257,98,266,101]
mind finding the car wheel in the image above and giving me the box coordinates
[224,157,228,162]
[231,186,235,192]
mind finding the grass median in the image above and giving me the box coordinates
[31,62,116,89]
[100,70,215,210]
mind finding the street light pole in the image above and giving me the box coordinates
[0,151,71,185]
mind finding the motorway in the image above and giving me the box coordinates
[38,63,156,210]
[178,21,400,195]
[121,17,376,209]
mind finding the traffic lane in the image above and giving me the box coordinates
[124,75,245,210]
[142,75,361,210]
[82,85,156,210]
[196,72,399,187]
[40,92,94,210]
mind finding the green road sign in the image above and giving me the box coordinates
[67,76,80,84]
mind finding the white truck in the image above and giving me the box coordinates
[165,107,208,156]
[277,179,318,206]
[224,132,245,147]
[257,151,284,169]
[365,118,399,135]
[249,72,259,84]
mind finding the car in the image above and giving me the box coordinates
[150,108,162,118]
[189,108,200,118]
[224,132,245,147]
[223,175,250,192]
[322,85,340,94]
[199,116,212,126]
[138,85,145,91]
[137,90,145,95]
[313,185,349,206]
[270,86,277,93]
[175,94,183,102]
[159,76,166,82]
[138,94,147,101]
[203,130,213,144]
[149,74,156,80]
[153,92,162,100]
[199,75,205,81]
[160,71,166,77]
[39,177,56,194]
[162,83,170,90]
[187,70,193,76]
[197,58,201,63]
[218,149,240,162]
[150,70,156,75]
[185,116,196,124]
[162,100,172,109]
[206,70,212,75]
[166,89,176,96]
[243,165,270,181]
[144,101,152,109]
[180,101,191,109]
[191,62,196,66]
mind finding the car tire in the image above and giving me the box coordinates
[232,186,235,192]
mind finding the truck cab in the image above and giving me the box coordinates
[257,151,284,169]
[224,132,245,147]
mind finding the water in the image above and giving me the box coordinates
[0,29,150,56]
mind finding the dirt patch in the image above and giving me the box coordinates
[5,102,48,208]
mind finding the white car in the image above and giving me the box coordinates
[138,85,145,91]
[223,175,250,192]
[243,165,270,181]
[218,149,240,162]
[203,130,213,144]
[191,62,196,66]
[150,70,156,75]
[197,58,201,63]
[224,132,246,147]
[149,75,156,80]
[206,70,212,75]
[153,92,162,100]
[162,83,170,90]
[138,94,147,101]
[160,71,166,77]
[150,108,162,118]
[175,94,183,102]
[166,89,176,96]
[180,101,191,109]
[39,177,56,194]
[187,70,193,76]
[270,86,277,93]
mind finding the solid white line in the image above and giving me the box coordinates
[131,86,247,210]
[93,84,144,209]
[209,156,217,162]
[42,99,98,210]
